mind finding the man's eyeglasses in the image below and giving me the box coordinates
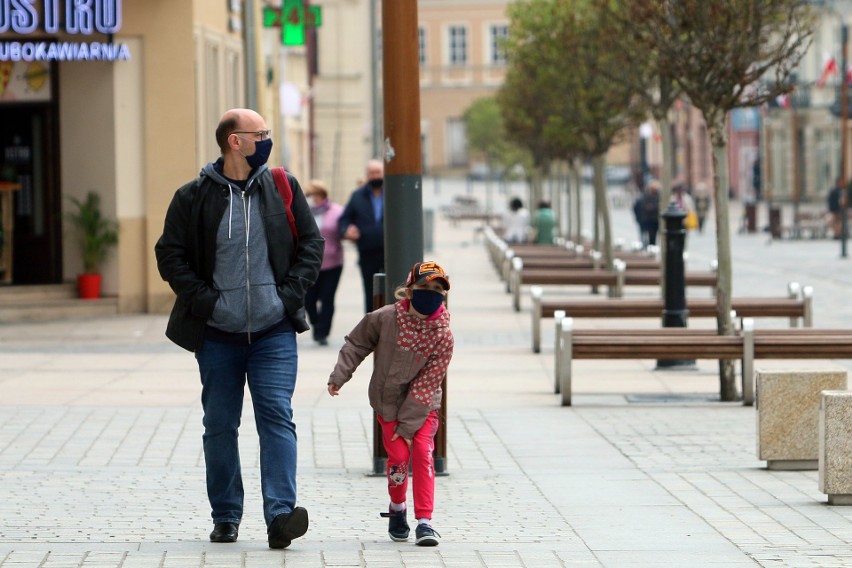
[232,130,271,141]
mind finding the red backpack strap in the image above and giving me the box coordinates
[271,167,299,246]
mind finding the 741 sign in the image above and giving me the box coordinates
[263,0,322,46]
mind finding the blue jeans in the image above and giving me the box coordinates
[195,330,299,527]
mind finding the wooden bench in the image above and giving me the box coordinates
[553,318,852,407]
[530,283,813,352]
[484,225,651,275]
[510,257,717,310]
[519,256,660,271]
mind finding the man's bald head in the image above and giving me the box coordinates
[366,159,384,181]
[216,108,265,154]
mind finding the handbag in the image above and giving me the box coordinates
[684,210,699,230]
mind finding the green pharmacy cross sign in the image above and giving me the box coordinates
[263,1,322,46]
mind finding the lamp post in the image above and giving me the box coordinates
[840,22,849,257]
[816,0,850,257]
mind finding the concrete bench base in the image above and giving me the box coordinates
[757,369,847,471]
[767,459,818,471]
[820,390,852,504]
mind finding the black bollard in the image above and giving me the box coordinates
[656,202,696,369]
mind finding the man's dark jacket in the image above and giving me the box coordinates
[339,183,384,255]
[155,166,324,352]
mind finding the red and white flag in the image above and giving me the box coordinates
[817,53,838,87]
[776,93,791,109]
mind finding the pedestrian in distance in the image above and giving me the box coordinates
[502,196,530,243]
[672,182,698,232]
[327,261,454,547]
[303,179,344,346]
[827,177,847,239]
[340,159,385,313]
[640,180,661,248]
[531,199,556,244]
[694,181,712,233]
[154,108,324,549]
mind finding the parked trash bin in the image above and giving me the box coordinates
[745,201,757,233]
[769,206,782,239]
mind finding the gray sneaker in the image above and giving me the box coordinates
[415,523,440,546]
[380,507,410,541]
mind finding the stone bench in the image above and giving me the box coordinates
[820,391,852,505]
[756,368,847,470]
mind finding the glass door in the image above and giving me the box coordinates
[0,105,62,284]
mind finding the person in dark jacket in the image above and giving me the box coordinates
[339,159,385,312]
[154,108,323,549]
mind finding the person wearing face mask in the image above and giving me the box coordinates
[303,180,344,346]
[327,261,454,547]
[155,108,324,549]
[339,159,386,312]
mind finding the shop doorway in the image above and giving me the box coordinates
[0,105,62,284]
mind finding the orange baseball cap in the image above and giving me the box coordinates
[406,261,450,290]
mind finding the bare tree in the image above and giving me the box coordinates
[647,0,814,400]
[602,1,683,295]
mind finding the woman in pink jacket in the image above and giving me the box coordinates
[304,180,344,345]
[327,261,454,547]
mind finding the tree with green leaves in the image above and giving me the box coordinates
[463,96,531,178]
[636,0,814,400]
[499,0,647,266]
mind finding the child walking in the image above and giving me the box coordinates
[327,261,454,546]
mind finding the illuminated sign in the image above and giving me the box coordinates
[0,0,130,62]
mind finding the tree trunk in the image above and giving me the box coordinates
[708,118,737,402]
[657,116,673,301]
[593,154,614,272]
[561,161,571,239]
[571,159,583,244]
[529,167,543,215]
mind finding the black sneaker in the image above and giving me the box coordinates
[268,507,309,549]
[379,507,410,541]
[415,523,440,546]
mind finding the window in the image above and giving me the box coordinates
[446,118,468,167]
[419,26,426,66]
[490,24,508,65]
[448,25,467,66]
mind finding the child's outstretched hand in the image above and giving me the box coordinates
[328,384,340,396]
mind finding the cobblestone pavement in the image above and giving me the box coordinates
[1,181,852,566]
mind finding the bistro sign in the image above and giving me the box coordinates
[0,0,129,61]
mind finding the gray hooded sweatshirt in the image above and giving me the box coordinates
[202,162,285,334]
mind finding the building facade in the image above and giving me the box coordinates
[0,0,306,315]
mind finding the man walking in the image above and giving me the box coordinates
[155,108,323,548]
[340,159,385,312]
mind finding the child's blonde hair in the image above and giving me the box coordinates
[393,285,409,301]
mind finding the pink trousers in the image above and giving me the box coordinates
[377,411,439,520]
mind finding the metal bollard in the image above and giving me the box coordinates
[371,273,389,476]
[657,202,694,369]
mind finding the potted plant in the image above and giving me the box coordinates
[66,191,119,299]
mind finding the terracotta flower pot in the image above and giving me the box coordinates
[77,273,102,299]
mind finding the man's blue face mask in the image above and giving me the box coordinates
[239,137,273,169]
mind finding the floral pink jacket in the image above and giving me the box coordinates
[328,300,453,439]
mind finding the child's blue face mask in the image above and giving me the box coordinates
[411,289,444,316]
